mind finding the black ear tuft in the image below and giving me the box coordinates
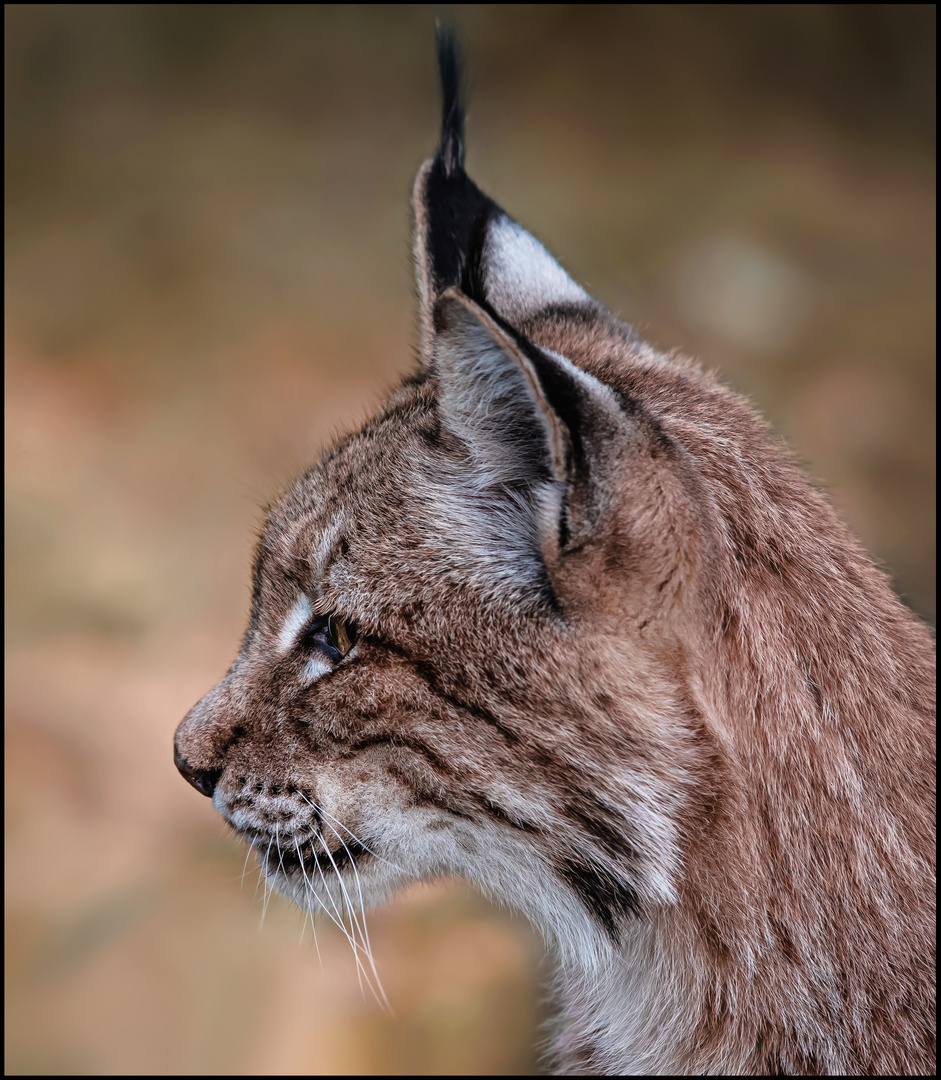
[437,27,465,177]
[421,29,495,305]
[412,33,591,360]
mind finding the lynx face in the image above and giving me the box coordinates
[175,36,934,1075]
[173,291,696,960]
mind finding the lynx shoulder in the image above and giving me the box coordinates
[175,34,935,1075]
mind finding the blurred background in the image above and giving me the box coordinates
[5,5,935,1074]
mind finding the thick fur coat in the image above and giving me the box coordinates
[175,36,935,1074]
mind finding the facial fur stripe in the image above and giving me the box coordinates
[278,595,313,653]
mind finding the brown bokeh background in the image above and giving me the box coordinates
[5,6,935,1075]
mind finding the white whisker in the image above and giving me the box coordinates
[315,842,375,1010]
[259,834,276,927]
[321,818,391,1012]
[289,835,367,987]
[298,792,404,873]
[319,829,386,1010]
[240,843,253,892]
[244,798,391,1009]
[293,837,323,964]
[308,835,375,997]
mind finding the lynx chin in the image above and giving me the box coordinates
[175,33,935,1075]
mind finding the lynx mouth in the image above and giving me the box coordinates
[254,835,370,878]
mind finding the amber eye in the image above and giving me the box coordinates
[298,612,357,663]
[326,614,355,657]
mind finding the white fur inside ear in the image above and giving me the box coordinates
[436,306,556,488]
[484,214,589,319]
[542,344,625,414]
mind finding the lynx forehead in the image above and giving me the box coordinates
[175,33,935,1075]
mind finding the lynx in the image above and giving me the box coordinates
[174,35,935,1074]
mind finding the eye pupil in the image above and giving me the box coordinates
[328,614,354,657]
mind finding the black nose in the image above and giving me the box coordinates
[174,743,222,798]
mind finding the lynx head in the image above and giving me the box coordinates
[173,30,929,990]
[173,33,707,964]
[174,30,935,1075]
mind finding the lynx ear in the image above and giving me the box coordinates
[412,33,590,360]
[433,289,624,553]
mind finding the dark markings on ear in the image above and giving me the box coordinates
[435,292,624,550]
[423,30,499,301]
[558,858,642,944]
[461,200,496,306]
[557,492,572,550]
[425,163,496,301]
[504,315,618,487]
[526,348,586,471]
[445,291,593,473]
